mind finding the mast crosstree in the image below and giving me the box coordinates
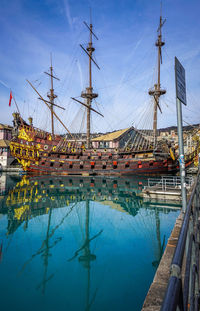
[149,14,166,147]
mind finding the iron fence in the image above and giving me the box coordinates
[146,176,194,192]
[161,171,200,311]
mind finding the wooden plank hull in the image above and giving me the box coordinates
[10,125,178,176]
[25,157,177,176]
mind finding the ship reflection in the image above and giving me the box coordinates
[0,174,179,306]
[68,199,103,311]
[152,209,166,269]
[1,175,145,235]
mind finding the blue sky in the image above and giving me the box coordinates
[0,0,200,134]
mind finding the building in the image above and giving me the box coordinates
[64,132,99,145]
[0,124,15,168]
[92,127,134,149]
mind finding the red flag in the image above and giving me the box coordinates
[9,91,12,107]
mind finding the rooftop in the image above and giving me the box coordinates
[92,128,130,142]
[0,124,12,130]
[0,140,10,147]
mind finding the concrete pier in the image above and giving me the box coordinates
[142,212,184,311]
[141,187,182,201]
[0,166,23,173]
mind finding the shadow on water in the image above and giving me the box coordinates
[0,174,180,311]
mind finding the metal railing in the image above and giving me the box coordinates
[161,170,200,310]
[146,176,194,191]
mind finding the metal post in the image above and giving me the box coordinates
[198,153,200,169]
[176,97,187,212]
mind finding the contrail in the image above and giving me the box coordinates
[64,0,73,30]
[0,79,10,89]
[113,35,145,105]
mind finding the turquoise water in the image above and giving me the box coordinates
[0,174,179,311]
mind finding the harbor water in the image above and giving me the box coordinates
[0,174,179,311]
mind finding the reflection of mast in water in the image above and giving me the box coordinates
[79,200,97,265]
[39,207,54,295]
[152,209,165,268]
[79,200,96,311]
[37,201,77,294]
[20,201,76,294]
[68,199,102,311]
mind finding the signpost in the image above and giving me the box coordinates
[175,57,187,212]
[175,57,187,105]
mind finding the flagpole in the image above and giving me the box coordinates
[11,90,24,125]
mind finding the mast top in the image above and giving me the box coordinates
[156,14,166,52]
[149,13,166,97]
[44,55,60,82]
[83,21,98,41]
[157,15,166,35]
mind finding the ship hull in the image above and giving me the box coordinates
[10,124,178,176]
[25,159,176,175]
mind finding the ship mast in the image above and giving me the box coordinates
[80,22,99,148]
[149,13,166,147]
[45,55,60,136]
[71,20,103,147]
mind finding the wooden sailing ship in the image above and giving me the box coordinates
[10,15,194,175]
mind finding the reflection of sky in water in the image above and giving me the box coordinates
[0,175,179,311]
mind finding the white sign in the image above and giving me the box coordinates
[175,57,186,105]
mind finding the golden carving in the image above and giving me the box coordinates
[18,128,33,142]
[17,159,31,170]
[14,205,30,220]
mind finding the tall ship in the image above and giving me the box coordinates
[10,15,197,175]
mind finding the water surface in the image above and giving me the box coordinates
[0,174,179,311]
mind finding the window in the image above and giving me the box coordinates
[99,141,109,148]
